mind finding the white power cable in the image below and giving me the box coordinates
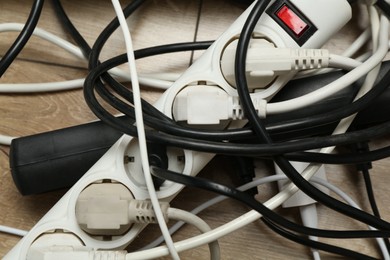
[317,3,382,148]
[0,23,174,91]
[0,77,172,93]
[266,16,389,115]
[295,27,371,80]
[0,23,84,58]
[111,0,179,259]
[341,27,371,58]
[295,53,361,80]
[328,54,362,70]
[167,208,220,260]
[0,79,86,93]
[132,175,389,260]
[298,204,321,260]
[0,134,15,146]
[0,225,28,237]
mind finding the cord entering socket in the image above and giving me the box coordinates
[220,38,279,91]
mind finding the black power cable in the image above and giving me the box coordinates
[84,51,390,156]
[354,141,390,253]
[53,0,209,128]
[52,0,176,122]
[362,167,390,252]
[150,166,382,260]
[283,145,390,165]
[375,0,390,20]
[51,0,91,57]
[87,0,145,69]
[0,0,44,77]
[262,218,377,260]
[90,42,213,125]
[234,0,390,236]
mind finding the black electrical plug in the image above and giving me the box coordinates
[351,141,372,173]
[147,142,168,190]
[230,156,258,196]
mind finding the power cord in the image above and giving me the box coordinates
[376,0,390,20]
[150,166,386,259]
[353,140,390,253]
[0,0,44,77]
[140,174,389,259]
[112,0,179,258]
[0,23,178,91]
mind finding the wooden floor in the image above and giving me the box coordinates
[1,1,389,259]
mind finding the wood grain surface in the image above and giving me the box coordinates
[1,1,389,259]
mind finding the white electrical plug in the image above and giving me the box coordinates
[274,159,329,260]
[220,38,330,91]
[172,85,267,125]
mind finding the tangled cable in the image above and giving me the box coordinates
[3,0,390,259]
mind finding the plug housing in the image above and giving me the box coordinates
[172,85,267,125]
[75,182,134,236]
[76,182,171,237]
[173,85,230,125]
[220,38,329,91]
[128,199,169,224]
